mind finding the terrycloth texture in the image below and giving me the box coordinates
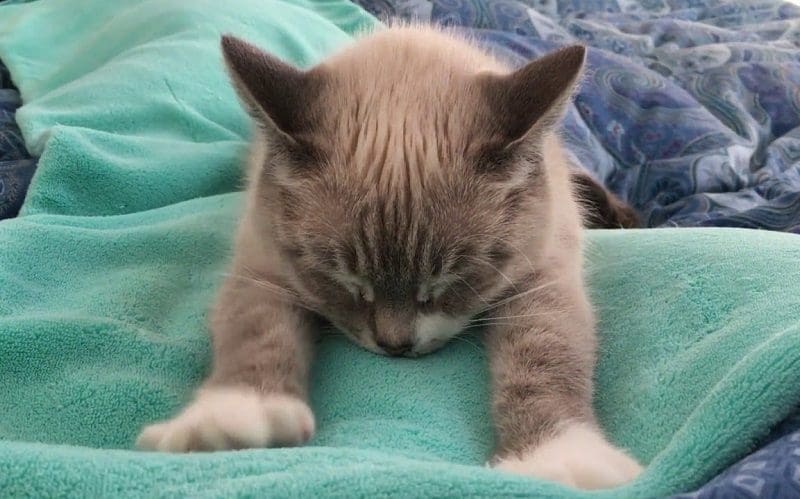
[1,0,800,497]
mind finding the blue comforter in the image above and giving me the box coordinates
[0,59,35,219]
[356,0,800,233]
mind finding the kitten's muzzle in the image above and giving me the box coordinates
[376,338,414,357]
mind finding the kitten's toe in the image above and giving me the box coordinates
[492,423,642,490]
[135,387,315,452]
[135,421,172,450]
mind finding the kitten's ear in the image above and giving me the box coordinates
[221,35,322,142]
[480,45,586,146]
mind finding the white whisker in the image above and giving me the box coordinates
[468,310,564,324]
[465,255,518,293]
[478,279,559,314]
[222,271,324,316]
[452,334,483,354]
[506,239,536,276]
[451,272,491,307]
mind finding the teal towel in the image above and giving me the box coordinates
[1,0,800,497]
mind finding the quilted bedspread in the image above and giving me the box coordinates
[355,0,800,232]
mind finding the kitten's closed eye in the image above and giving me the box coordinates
[360,288,374,302]
[355,284,374,303]
[415,284,434,306]
[338,275,374,303]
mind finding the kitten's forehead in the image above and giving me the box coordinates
[315,29,506,179]
[323,26,506,104]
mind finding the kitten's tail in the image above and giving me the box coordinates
[571,171,640,229]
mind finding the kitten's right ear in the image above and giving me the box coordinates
[479,45,586,147]
[221,35,321,142]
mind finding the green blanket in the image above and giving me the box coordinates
[2,0,800,497]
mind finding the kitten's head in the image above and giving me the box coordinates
[221,29,585,356]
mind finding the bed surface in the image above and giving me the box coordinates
[1,1,799,498]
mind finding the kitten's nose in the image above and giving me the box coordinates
[376,339,413,357]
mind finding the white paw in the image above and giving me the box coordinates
[493,423,642,490]
[136,387,314,452]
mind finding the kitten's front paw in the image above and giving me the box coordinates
[136,387,314,452]
[492,423,642,490]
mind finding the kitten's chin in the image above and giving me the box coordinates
[356,340,387,356]
[330,321,457,357]
[335,329,387,356]
[351,337,448,358]
[412,338,448,356]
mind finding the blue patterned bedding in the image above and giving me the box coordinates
[670,410,800,498]
[354,0,800,233]
[0,58,36,219]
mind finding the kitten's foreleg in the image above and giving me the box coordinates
[136,276,316,452]
[485,279,642,489]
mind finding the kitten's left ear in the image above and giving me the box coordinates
[480,45,586,147]
[220,35,323,143]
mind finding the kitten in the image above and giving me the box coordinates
[136,25,642,489]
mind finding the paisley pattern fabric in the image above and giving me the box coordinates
[0,58,36,219]
[354,0,800,233]
[673,413,800,499]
